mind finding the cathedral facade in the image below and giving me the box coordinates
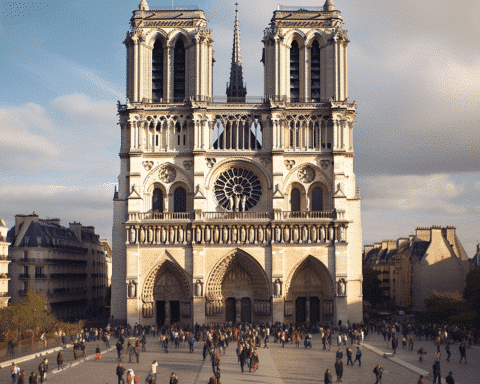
[111,0,362,327]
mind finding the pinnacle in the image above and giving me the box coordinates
[323,0,335,12]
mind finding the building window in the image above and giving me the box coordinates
[152,189,164,212]
[174,187,187,213]
[291,188,301,212]
[311,40,320,100]
[174,39,186,102]
[290,40,300,101]
[311,188,323,211]
[35,267,42,276]
[152,40,164,101]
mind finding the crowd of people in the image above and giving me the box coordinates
[7,320,474,384]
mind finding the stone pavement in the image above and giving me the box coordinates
[1,333,474,384]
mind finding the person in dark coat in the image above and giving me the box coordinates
[324,368,333,384]
[116,340,123,361]
[432,361,441,384]
[17,370,25,384]
[56,351,64,370]
[334,358,343,382]
[459,342,467,364]
[336,348,343,360]
[445,342,451,362]
[28,372,38,384]
[239,347,246,373]
[445,371,455,384]
[346,347,353,365]
[354,346,362,366]
[392,336,398,354]
[373,364,383,384]
[37,362,45,384]
[116,363,125,384]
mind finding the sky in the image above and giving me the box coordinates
[0,0,479,255]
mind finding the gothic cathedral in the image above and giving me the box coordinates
[112,0,362,326]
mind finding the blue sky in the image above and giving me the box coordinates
[1,0,479,255]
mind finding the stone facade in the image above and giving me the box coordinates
[0,218,11,308]
[363,226,471,311]
[7,214,108,320]
[102,239,113,288]
[111,0,362,327]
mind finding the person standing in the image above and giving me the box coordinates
[432,361,441,384]
[392,336,398,354]
[11,363,20,384]
[17,370,25,384]
[445,371,455,384]
[324,368,333,384]
[149,361,158,383]
[336,348,343,360]
[416,375,425,384]
[116,364,125,384]
[373,363,383,384]
[346,347,353,366]
[334,358,343,382]
[445,342,451,362]
[37,362,45,384]
[42,359,48,382]
[57,351,64,371]
[117,340,124,361]
[459,342,467,364]
[28,372,38,384]
[354,346,362,366]
[169,372,179,384]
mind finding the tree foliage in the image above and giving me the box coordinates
[423,290,474,324]
[463,266,480,327]
[0,291,56,341]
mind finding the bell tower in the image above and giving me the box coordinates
[124,0,214,103]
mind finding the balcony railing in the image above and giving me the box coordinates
[49,273,87,280]
[35,274,47,279]
[17,258,36,263]
[128,212,194,221]
[274,211,336,220]
[0,292,10,297]
[128,210,338,222]
[19,274,30,279]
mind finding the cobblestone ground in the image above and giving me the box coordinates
[1,332,475,384]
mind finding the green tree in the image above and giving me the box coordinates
[463,266,480,327]
[424,290,474,324]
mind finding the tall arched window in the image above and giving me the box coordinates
[152,40,164,101]
[152,189,164,212]
[311,188,323,211]
[173,39,186,102]
[174,187,187,213]
[291,188,301,212]
[311,40,320,101]
[290,40,300,102]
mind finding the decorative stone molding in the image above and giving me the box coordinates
[206,158,216,168]
[158,165,176,183]
[298,165,315,183]
[143,161,154,171]
[284,160,295,170]
[260,157,271,167]
[183,160,193,170]
[320,160,330,170]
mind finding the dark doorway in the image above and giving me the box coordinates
[156,301,165,326]
[240,297,251,323]
[295,297,306,324]
[312,188,323,211]
[225,298,236,323]
[310,297,320,324]
[174,187,186,212]
[152,188,163,212]
[170,301,180,324]
[291,188,301,212]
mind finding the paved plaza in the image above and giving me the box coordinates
[1,332,477,383]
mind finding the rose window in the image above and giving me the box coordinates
[214,167,262,212]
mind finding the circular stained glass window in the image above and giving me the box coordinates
[214,167,262,212]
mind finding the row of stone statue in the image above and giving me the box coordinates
[128,223,348,245]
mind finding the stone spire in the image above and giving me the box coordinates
[138,0,149,11]
[323,0,335,12]
[226,3,247,102]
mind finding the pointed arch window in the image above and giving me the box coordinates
[290,40,300,102]
[152,40,164,101]
[152,188,164,212]
[311,188,323,211]
[174,187,187,213]
[291,188,301,212]
[174,39,186,102]
[311,40,321,101]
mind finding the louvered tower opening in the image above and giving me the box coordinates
[290,40,300,102]
[152,40,164,102]
[174,40,186,102]
[311,40,320,101]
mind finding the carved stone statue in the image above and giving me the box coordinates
[127,280,136,298]
[240,226,246,243]
[329,226,334,242]
[195,280,203,297]
[241,195,247,212]
[275,225,281,243]
[223,226,229,243]
[293,226,299,242]
[139,227,145,243]
[130,226,136,244]
[337,279,347,296]
[249,226,255,243]
[273,279,282,297]
[320,226,326,242]
[196,226,202,243]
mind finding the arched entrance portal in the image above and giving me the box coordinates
[286,256,334,325]
[142,260,191,326]
[205,249,271,324]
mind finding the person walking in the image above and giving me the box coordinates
[392,336,398,354]
[28,372,38,384]
[17,370,25,384]
[445,371,455,384]
[148,361,158,384]
[459,342,467,364]
[56,351,64,371]
[373,363,383,384]
[354,346,362,366]
[116,364,125,384]
[336,348,343,360]
[445,342,451,362]
[432,361,441,384]
[11,363,20,384]
[169,372,179,384]
[346,347,353,366]
[37,362,45,384]
[324,368,333,384]
[334,358,343,382]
